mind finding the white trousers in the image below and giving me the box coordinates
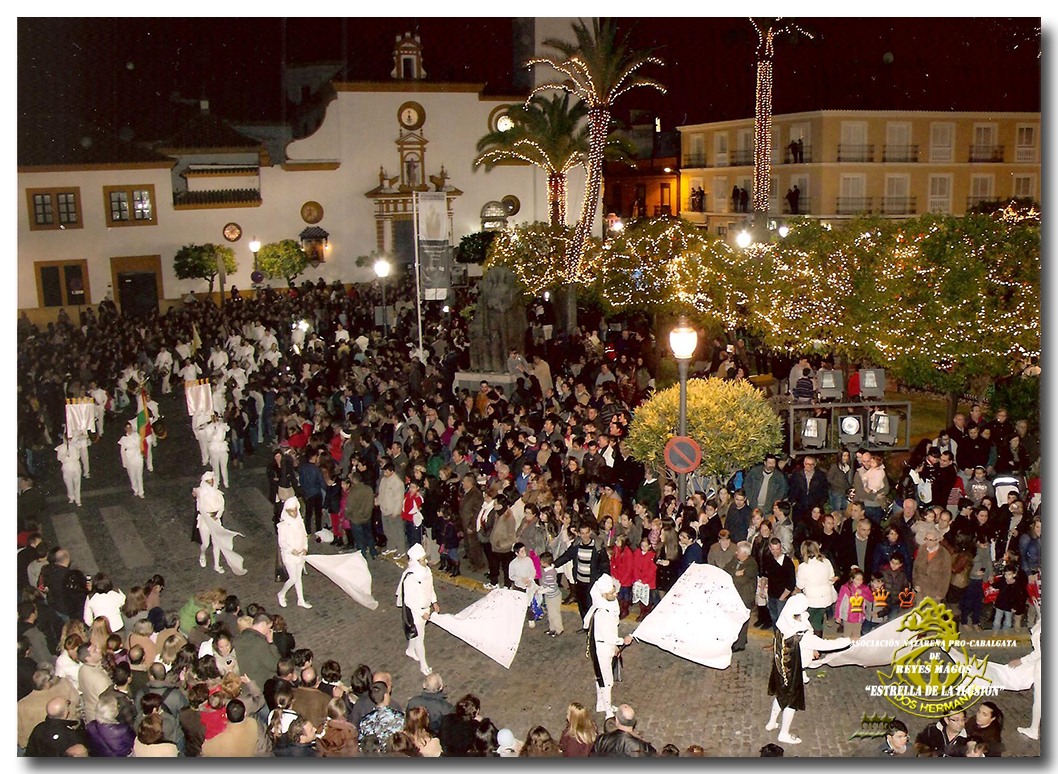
[78,442,90,477]
[124,457,144,496]
[209,446,229,488]
[594,640,616,713]
[195,430,209,465]
[62,465,81,505]
[160,374,171,394]
[95,408,105,437]
[198,518,245,573]
[145,440,154,472]
[279,555,306,604]
[405,612,430,675]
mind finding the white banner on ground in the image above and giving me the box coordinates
[633,564,750,669]
[305,553,379,611]
[812,611,914,668]
[185,380,213,417]
[429,589,526,669]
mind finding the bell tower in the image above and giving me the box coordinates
[391,32,426,80]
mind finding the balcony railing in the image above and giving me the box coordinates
[683,152,707,168]
[1015,146,1037,163]
[967,195,996,209]
[881,196,917,215]
[781,196,810,215]
[969,144,1004,163]
[836,196,872,215]
[882,144,919,162]
[728,149,753,167]
[837,144,874,162]
[783,143,812,164]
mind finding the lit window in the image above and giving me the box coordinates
[104,185,157,226]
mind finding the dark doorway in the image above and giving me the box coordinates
[393,219,415,266]
[118,271,158,316]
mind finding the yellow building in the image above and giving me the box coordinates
[678,110,1041,237]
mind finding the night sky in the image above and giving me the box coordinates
[18,17,1041,137]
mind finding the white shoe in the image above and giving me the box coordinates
[528,620,536,628]
[776,734,802,745]
[233,568,247,577]
[199,554,207,568]
[765,721,779,731]
[277,592,288,608]
[138,492,145,499]
[421,666,433,676]
[1018,727,1039,740]
[214,566,225,575]
[297,600,313,609]
[68,499,74,504]
[76,501,82,507]
[483,582,498,590]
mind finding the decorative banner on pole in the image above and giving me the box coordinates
[429,588,526,669]
[416,191,451,301]
[185,379,214,417]
[65,399,96,438]
[633,563,750,669]
[305,552,380,610]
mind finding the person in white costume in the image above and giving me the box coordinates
[69,433,91,479]
[118,422,145,498]
[55,438,82,506]
[765,594,851,744]
[1009,618,1042,740]
[193,471,246,576]
[88,382,109,438]
[177,359,200,386]
[277,497,313,609]
[584,574,632,719]
[154,346,174,395]
[192,411,212,466]
[207,415,231,488]
[135,392,161,473]
[396,544,439,676]
[208,346,229,374]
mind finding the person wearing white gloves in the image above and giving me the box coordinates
[194,471,246,576]
[396,544,438,676]
[766,593,851,744]
[584,574,632,719]
[118,422,145,498]
[277,497,313,609]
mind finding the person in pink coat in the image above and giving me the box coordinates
[835,568,874,640]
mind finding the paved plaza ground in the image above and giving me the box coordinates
[27,392,1041,756]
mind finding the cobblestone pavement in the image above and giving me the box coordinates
[27,392,1041,756]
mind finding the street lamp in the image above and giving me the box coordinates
[736,230,753,248]
[249,238,263,289]
[374,257,391,337]
[668,316,698,503]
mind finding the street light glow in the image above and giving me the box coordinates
[611,220,625,233]
[778,225,790,238]
[736,230,752,248]
[373,258,391,278]
[249,238,261,253]
[669,317,698,361]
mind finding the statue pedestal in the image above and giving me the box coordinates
[453,371,516,396]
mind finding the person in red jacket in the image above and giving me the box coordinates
[610,535,636,619]
[402,479,425,550]
[629,537,659,620]
[286,421,313,450]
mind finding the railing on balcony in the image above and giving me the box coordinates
[836,196,872,215]
[1015,146,1037,163]
[967,195,996,210]
[882,144,919,162]
[653,204,673,217]
[728,149,753,167]
[683,152,707,168]
[783,144,812,164]
[781,196,810,215]
[969,145,1004,163]
[881,196,917,215]
[837,144,874,162]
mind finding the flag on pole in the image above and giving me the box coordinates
[191,324,201,356]
[136,389,153,456]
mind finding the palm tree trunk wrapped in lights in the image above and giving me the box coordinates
[547,172,568,227]
[749,17,813,214]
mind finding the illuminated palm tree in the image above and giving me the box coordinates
[749,17,814,214]
[528,18,666,275]
[475,93,589,228]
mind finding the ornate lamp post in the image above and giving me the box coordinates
[373,257,392,337]
[249,238,262,290]
[668,317,698,502]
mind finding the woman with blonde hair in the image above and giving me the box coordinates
[404,706,442,756]
[177,588,227,635]
[88,617,113,656]
[120,586,148,631]
[558,701,597,757]
[158,634,183,670]
[795,540,838,636]
[317,697,359,757]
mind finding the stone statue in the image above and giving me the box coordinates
[468,266,527,372]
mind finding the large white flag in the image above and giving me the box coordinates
[305,553,379,610]
[812,611,914,668]
[429,589,526,669]
[65,401,96,437]
[633,564,750,669]
[185,380,213,417]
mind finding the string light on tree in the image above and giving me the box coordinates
[749,18,813,214]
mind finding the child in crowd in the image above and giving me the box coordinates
[539,552,563,637]
[836,568,873,640]
[610,534,635,619]
[961,538,992,631]
[862,576,889,635]
[992,568,1027,632]
[323,468,343,546]
[508,543,542,628]
[631,536,659,620]
[881,555,909,606]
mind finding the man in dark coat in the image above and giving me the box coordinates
[405,672,455,734]
[555,524,611,621]
[837,516,882,580]
[458,475,486,571]
[786,456,830,523]
[590,704,656,757]
[725,542,758,651]
[26,698,86,757]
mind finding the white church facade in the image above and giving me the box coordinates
[16,19,593,322]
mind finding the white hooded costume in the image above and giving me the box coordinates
[55,439,82,506]
[195,471,246,576]
[766,594,850,744]
[118,422,145,498]
[207,417,231,488]
[584,574,623,717]
[396,543,437,676]
[277,497,312,609]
